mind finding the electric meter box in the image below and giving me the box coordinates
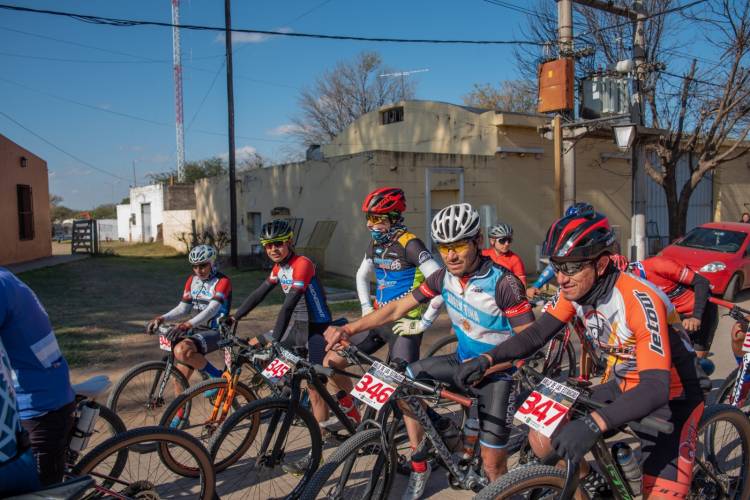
[537,59,575,113]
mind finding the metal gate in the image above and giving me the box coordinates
[643,152,713,255]
[141,203,152,242]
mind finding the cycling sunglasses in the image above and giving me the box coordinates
[262,239,290,249]
[494,237,512,244]
[366,213,391,224]
[550,259,595,276]
[437,240,472,256]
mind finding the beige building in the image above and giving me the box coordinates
[0,134,52,266]
[196,100,750,277]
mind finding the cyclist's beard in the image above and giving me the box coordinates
[576,264,619,306]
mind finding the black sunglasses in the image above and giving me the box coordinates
[495,237,512,244]
[550,259,594,276]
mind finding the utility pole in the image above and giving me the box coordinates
[171,0,186,182]
[631,0,648,260]
[224,0,238,267]
[132,160,137,187]
[558,0,576,211]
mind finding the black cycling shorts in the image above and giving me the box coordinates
[684,301,718,352]
[591,381,703,497]
[406,354,515,448]
[186,329,222,355]
[262,321,329,365]
[348,323,422,364]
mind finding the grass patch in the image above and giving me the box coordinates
[99,241,182,258]
[18,255,357,368]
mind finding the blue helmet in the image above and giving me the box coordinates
[565,202,594,217]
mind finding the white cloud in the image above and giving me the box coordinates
[219,145,258,162]
[269,123,303,136]
[214,27,293,45]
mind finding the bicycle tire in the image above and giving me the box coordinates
[208,397,322,499]
[300,428,393,500]
[474,464,590,500]
[107,360,190,429]
[712,366,741,406]
[71,426,216,500]
[539,333,577,381]
[423,334,457,358]
[692,403,750,499]
[158,377,259,472]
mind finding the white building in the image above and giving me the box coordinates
[117,183,196,246]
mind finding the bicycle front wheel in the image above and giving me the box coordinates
[692,403,750,499]
[208,397,322,499]
[71,426,216,500]
[300,428,393,500]
[159,377,259,472]
[474,464,590,500]
[423,334,457,358]
[107,360,190,429]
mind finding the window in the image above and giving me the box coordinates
[17,184,34,240]
[246,212,262,239]
[380,106,404,125]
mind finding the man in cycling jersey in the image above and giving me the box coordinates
[147,244,232,384]
[322,188,441,428]
[627,255,717,359]
[232,219,332,423]
[0,268,75,487]
[454,211,705,498]
[526,202,593,300]
[325,203,535,499]
[482,222,527,286]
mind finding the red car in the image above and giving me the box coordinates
[659,222,750,301]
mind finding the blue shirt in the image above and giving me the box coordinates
[0,269,74,419]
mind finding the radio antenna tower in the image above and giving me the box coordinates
[379,68,429,99]
[171,0,185,182]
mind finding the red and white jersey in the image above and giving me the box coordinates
[269,254,331,323]
[180,272,232,326]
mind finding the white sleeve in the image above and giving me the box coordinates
[188,300,222,327]
[356,256,375,310]
[161,301,192,321]
[419,295,444,329]
[418,257,440,279]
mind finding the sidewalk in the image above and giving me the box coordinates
[7,254,89,274]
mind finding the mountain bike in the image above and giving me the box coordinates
[475,363,750,500]
[709,297,750,411]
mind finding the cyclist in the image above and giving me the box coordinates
[482,222,526,285]
[0,268,75,487]
[627,255,717,360]
[526,202,593,300]
[232,219,332,427]
[325,203,535,498]
[454,211,705,498]
[322,187,441,431]
[0,336,41,496]
[147,244,231,386]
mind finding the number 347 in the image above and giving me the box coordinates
[517,391,569,426]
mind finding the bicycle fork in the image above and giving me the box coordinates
[730,353,750,407]
[208,370,237,424]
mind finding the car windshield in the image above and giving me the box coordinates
[676,227,747,253]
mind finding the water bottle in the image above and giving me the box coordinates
[461,417,480,459]
[336,390,361,424]
[69,402,100,453]
[612,442,641,495]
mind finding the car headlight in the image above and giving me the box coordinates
[700,262,726,273]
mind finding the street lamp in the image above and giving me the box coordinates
[613,123,637,151]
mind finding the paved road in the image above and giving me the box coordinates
[72,291,750,499]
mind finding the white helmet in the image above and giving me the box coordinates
[189,244,217,267]
[489,223,513,239]
[431,203,481,244]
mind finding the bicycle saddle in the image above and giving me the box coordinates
[72,375,112,400]
[5,475,94,500]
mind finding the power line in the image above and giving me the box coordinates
[579,0,708,38]
[0,110,131,181]
[0,3,544,45]
[0,50,167,64]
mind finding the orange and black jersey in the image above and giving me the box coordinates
[483,269,703,430]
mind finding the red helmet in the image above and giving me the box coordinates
[362,187,406,215]
[541,211,616,261]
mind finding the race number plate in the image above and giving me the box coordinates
[351,361,405,410]
[514,377,580,438]
[261,347,301,380]
[158,335,172,352]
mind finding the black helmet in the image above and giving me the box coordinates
[260,219,293,245]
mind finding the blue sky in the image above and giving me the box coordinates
[0,0,537,209]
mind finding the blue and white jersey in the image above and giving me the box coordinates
[0,337,21,463]
[0,268,74,420]
[413,258,534,363]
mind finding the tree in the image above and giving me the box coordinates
[291,51,417,146]
[148,157,228,184]
[463,80,537,112]
[49,195,76,223]
[91,203,117,219]
[517,0,750,240]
